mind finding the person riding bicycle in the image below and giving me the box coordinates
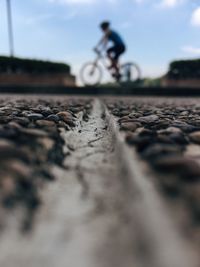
[94,21,126,81]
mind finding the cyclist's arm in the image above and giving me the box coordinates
[95,34,109,50]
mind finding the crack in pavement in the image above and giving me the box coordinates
[76,166,89,199]
[58,99,142,267]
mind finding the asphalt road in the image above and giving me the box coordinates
[0,95,198,267]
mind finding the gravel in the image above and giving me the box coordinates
[0,97,92,231]
[106,98,200,248]
[0,96,199,261]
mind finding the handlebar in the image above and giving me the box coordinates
[93,47,102,56]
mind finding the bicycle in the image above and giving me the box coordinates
[80,48,141,86]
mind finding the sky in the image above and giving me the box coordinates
[0,0,200,82]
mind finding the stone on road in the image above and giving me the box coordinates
[0,96,198,267]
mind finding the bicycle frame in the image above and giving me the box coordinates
[92,49,109,72]
[80,49,141,85]
[93,49,123,75]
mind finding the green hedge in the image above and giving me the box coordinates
[0,56,70,74]
[167,59,200,79]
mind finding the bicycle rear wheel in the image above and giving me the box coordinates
[120,62,141,82]
[80,62,102,86]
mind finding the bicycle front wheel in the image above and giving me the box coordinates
[120,62,141,82]
[80,62,102,86]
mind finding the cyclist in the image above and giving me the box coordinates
[94,21,126,81]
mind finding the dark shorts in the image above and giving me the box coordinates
[107,44,126,61]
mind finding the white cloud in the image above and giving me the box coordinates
[159,0,183,8]
[49,0,186,7]
[49,0,115,5]
[181,45,200,55]
[49,0,95,5]
[191,7,200,27]
[25,14,55,25]
[134,0,144,4]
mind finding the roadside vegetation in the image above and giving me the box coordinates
[0,56,71,74]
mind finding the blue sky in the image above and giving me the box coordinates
[0,0,200,81]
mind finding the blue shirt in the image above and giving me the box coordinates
[108,30,124,46]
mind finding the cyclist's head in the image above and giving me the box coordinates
[100,21,110,31]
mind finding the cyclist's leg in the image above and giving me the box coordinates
[107,46,116,70]
[112,49,121,76]
[107,46,126,81]
[113,45,126,81]
[114,45,126,66]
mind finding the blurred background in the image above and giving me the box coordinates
[0,0,200,86]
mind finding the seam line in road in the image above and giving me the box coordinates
[102,99,198,267]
